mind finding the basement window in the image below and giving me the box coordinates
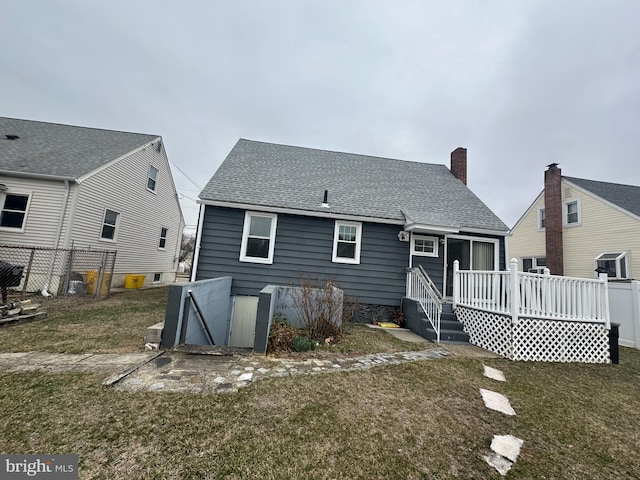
[153,273,161,283]
[595,252,628,279]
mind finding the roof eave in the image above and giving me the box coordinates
[198,199,405,225]
[0,169,77,183]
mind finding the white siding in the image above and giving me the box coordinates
[69,142,184,286]
[0,176,76,248]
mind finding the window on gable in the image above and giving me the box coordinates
[0,193,30,230]
[332,221,362,264]
[595,252,628,279]
[538,208,545,230]
[147,166,159,192]
[240,212,277,264]
[412,235,438,257]
[522,256,546,273]
[564,199,580,225]
[159,227,168,249]
[101,209,119,240]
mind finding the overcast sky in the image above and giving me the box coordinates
[2,0,639,231]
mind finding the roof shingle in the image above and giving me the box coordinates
[565,176,640,218]
[0,117,158,179]
[200,139,508,232]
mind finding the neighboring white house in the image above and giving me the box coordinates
[0,117,184,288]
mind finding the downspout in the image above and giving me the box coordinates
[42,179,71,297]
[190,203,205,282]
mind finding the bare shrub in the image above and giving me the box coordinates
[289,275,358,342]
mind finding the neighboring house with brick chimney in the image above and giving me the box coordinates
[509,163,640,280]
[192,139,509,322]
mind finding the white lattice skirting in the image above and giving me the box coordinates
[456,306,611,363]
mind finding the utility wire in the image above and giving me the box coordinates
[169,161,203,191]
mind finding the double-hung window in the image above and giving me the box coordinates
[147,166,159,192]
[332,221,362,264]
[564,199,581,226]
[595,252,628,279]
[538,208,545,230]
[240,212,277,264]
[159,227,168,249]
[101,209,119,241]
[0,193,30,231]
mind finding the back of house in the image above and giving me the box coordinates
[193,139,508,322]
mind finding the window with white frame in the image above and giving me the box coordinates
[564,199,581,226]
[332,221,362,264]
[522,256,546,273]
[240,212,278,263]
[538,208,545,230]
[100,209,119,240]
[147,166,159,192]
[159,227,168,249]
[412,235,438,257]
[153,273,162,283]
[0,193,30,230]
[595,252,628,279]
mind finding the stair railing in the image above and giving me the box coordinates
[406,266,443,342]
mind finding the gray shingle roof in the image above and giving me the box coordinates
[565,176,640,218]
[200,139,508,232]
[0,117,158,179]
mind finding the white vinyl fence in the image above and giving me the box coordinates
[608,281,640,349]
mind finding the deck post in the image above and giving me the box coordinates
[599,272,611,330]
[510,258,519,325]
[452,260,459,309]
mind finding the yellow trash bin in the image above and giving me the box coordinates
[86,270,112,295]
[124,275,146,289]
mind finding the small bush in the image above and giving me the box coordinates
[267,319,299,353]
[291,336,316,352]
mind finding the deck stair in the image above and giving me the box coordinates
[424,302,469,343]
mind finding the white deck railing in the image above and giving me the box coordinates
[453,258,610,328]
[406,266,443,342]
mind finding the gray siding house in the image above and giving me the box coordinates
[0,117,185,288]
[194,139,508,320]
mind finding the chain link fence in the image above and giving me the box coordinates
[0,244,117,312]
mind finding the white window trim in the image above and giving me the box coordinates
[158,226,168,250]
[153,273,162,283]
[0,191,32,233]
[522,256,547,273]
[563,198,581,227]
[99,208,120,242]
[332,220,362,264]
[411,234,438,257]
[147,165,159,193]
[537,208,546,231]
[239,211,278,264]
[594,251,628,280]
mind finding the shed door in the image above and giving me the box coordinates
[229,296,258,348]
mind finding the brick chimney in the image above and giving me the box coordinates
[450,147,467,185]
[544,163,564,275]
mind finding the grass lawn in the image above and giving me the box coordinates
[1,288,639,478]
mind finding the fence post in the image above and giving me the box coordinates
[452,260,459,309]
[510,258,519,325]
[599,272,610,330]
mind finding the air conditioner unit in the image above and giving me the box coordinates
[398,231,410,242]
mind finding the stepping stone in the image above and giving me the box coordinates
[483,451,513,476]
[483,365,506,382]
[480,389,516,416]
[238,372,253,382]
[491,434,524,463]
